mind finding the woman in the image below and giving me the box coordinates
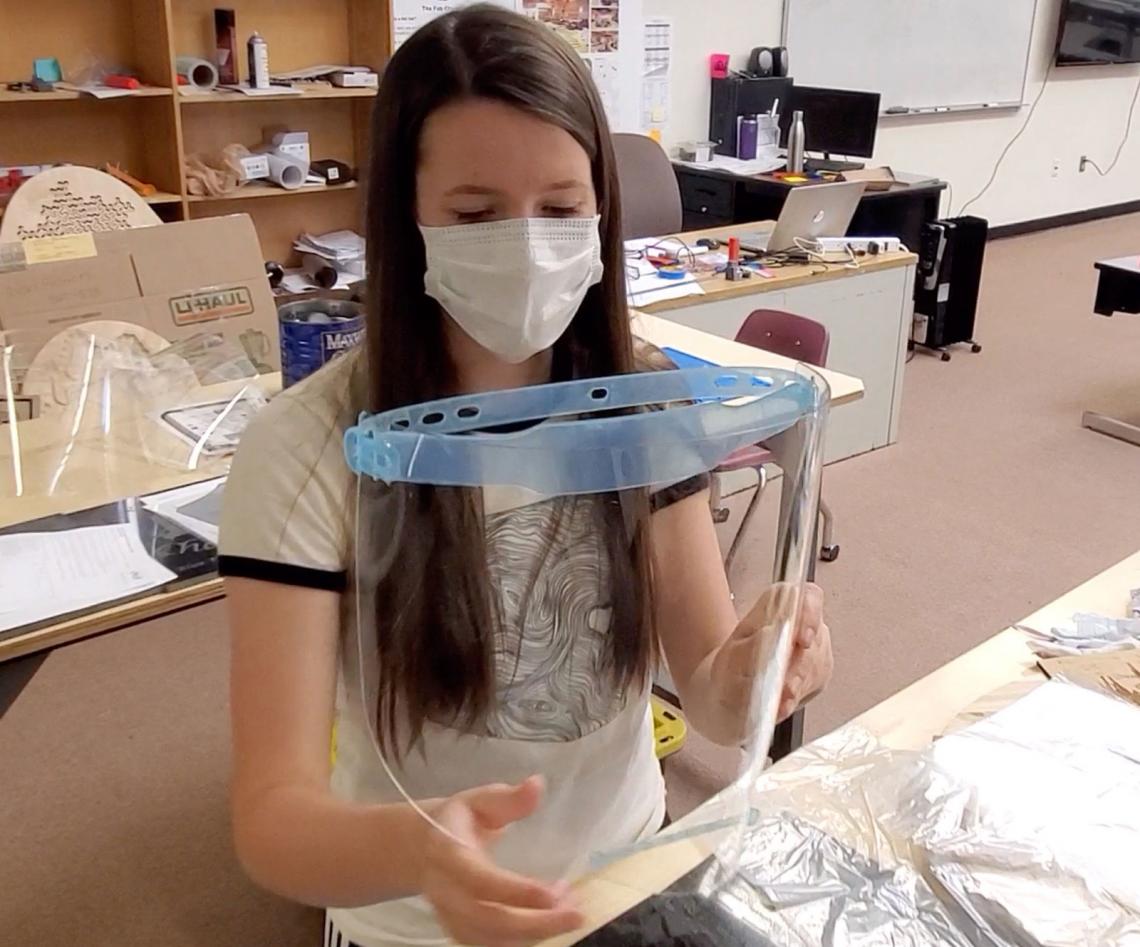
[220,7,833,946]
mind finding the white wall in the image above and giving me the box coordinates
[645,0,1140,227]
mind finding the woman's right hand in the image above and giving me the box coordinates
[420,776,585,947]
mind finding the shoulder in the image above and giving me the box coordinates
[218,351,366,585]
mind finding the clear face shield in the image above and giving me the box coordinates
[1,323,266,525]
[1,324,266,502]
[343,362,829,925]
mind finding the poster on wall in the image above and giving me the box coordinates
[390,0,644,132]
[640,17,671,139]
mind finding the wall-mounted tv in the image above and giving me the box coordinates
[1057,0,1140,65]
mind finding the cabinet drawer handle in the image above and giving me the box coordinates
[700,205,708,213]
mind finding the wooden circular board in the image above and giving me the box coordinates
[20,322,193,415]
[0,166,161,243]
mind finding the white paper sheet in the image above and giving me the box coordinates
[625,258,705,305]
[271,65,369,81]
[217,84,303,97]
[676,154,786,176]
[0,521,178,632]
[140,478,225,545]
[55,82,137,99]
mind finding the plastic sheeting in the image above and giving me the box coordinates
[593,682,1140,947]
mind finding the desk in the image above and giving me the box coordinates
[673,163,946,253]
[635,222,917,465]
[548,548,1140,945]
[1084,255,1140,447]
[0,318,864,663]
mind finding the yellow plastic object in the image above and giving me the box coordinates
[652,695,687,760]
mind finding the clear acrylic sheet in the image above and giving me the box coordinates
[1,323,268,520]
[342,362,831,916]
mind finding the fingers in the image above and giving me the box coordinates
[797,583,824,648]
[780,620,833,719]
[443,842,564,910]
[464,776,544,833]
[433,881,583,947]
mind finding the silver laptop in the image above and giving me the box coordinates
[742,181,867,254]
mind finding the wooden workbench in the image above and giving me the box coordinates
[545,549,1140,945]
[634,221,917,315]
[634,222,918,465]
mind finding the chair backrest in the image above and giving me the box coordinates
[612,133,683,241]
[734,309,830,368]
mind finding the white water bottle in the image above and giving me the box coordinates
[787,109,806,173]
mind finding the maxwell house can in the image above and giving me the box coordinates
[277,298,365,388]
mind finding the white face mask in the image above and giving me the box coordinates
[419,216,605,364]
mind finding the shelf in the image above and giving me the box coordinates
[187,181,359,203]
[0,87,173,103]
[179,85,377,105]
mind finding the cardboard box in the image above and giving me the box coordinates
[0,214,279,372]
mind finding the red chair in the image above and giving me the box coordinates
[715,309,838,574]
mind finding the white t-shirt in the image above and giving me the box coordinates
[218,349,706,945]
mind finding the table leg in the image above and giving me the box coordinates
[1083,410,1140,448]
[0,651,48,718]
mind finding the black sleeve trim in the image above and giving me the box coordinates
[650,473,711,513]
[219,555,348,593]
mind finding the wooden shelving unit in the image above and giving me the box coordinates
[187,181,359,202]
[179,84,378,105]
[1,0,391,259]
[0,86,173,103]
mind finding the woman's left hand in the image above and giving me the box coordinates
[778,582,832,720]
[708,582,833,735]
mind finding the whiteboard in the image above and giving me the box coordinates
[783,0,1038,114]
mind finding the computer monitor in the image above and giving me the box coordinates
[780,86,881,159]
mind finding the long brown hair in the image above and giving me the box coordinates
[361,4,655,752]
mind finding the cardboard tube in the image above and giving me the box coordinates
[265,152,306,190]
[175,56,219,91]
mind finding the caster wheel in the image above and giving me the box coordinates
[820,544,840,563]
[971,343,982,354]
[941,352,951,363]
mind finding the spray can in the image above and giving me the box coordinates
[247,32,270,90]
[787,109,806,173]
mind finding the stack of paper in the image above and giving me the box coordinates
[1018,612,1140,657]
[0,521,177,633]
[675,154,785,176]
[624,237,706,307]
[294,230,365,263]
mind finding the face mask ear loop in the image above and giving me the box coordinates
[353,475,469,848]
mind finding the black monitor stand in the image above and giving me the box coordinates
[802,153,865,173]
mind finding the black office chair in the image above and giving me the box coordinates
[612,133,683,240]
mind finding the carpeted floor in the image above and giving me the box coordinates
[4,215,1140,945]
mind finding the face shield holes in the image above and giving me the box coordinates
[457,406,480,420]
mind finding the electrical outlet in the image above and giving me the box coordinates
[1051,159,1061,178]
[1080,155,1090,173]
